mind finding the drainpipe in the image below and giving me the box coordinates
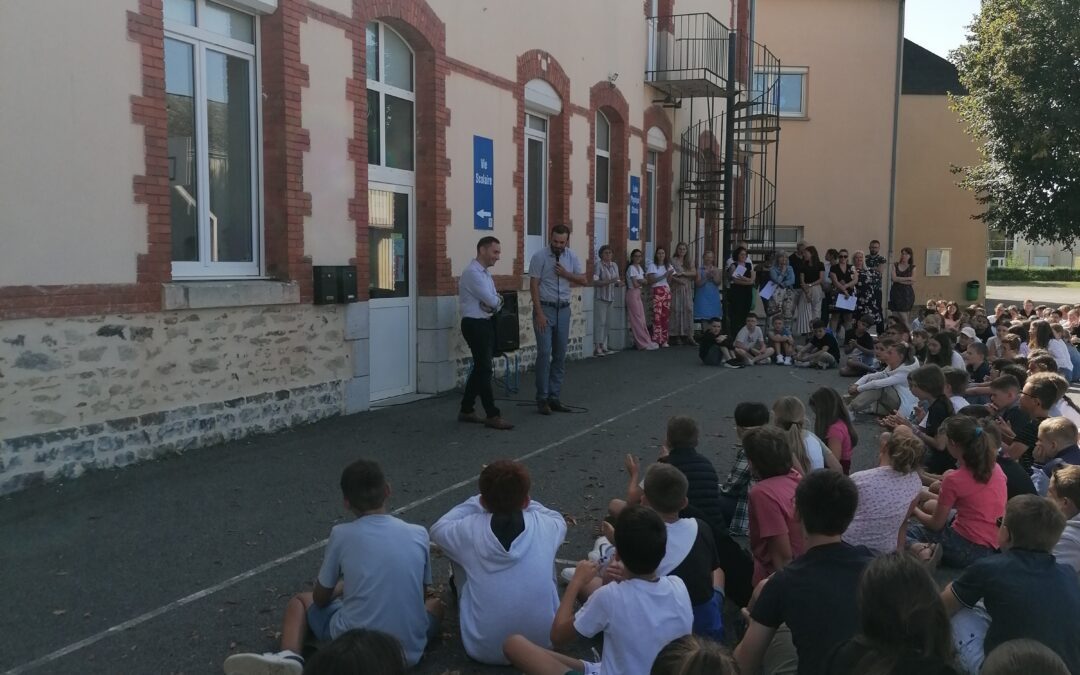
[886,0,905,293]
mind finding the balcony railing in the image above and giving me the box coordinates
[645,13,732,99]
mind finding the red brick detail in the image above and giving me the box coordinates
[0,0,172,320]
[587,82,630,268]
[447,57,515,92]
[513,51,572,278]
[354,1,451,297]
[569,103,591,118]
[642,105,674,251]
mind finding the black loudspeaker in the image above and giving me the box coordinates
[313,266,340,305]
[337,266,358,303]
[493,291,520,353]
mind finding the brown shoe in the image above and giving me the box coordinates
[484,416,514,430]
[457,411,484,424]
[537,401,552,415]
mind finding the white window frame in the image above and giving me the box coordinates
[367,21,416,188]
[166,0,263,279]
[773,226,804,251]
[752,66,809,119]
[524,112,549,271]
[645,151,657,261]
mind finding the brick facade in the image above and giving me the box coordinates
[588,83,631,267]
[643,104,675,250]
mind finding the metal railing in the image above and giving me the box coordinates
[645,13,732,92]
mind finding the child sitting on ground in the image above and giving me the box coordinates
[429,460,567,665]
[793,319,840,369]
[224,459,440,675]
[718,402,771,537]
[809,387,859,474]
[941,495,1080,674]
[734,314,775,366]
[744,426,806,585]
[502,505,693,675]
[767,315,795,365]
[881,364,954,474]
[698,317,738,368]
[844,429,924,554]
[1031,417,1080,496]
[840,316,877,376]
[651,635,739,675]
[943,367,973,411]
[301,629,406,675]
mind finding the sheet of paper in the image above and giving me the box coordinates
[733,264,746,279]
[759,280,777,300]
[835,293,858,311]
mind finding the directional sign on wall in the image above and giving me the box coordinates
[629,175,641,241]
[473,135,494,230]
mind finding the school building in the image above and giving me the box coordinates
[0,0,984,494]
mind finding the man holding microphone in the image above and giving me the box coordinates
[458,236,514,430]
[529,225,587,415]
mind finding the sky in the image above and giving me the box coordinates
[904,0,983,59]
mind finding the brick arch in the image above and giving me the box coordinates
[355,0,450,297]
[588,82,630,267]
[642,105,674,256]
[512,50,571,280]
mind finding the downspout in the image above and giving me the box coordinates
[886,0,905,293]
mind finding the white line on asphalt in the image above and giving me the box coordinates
[6,371,722,674]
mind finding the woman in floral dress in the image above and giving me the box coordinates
[852,250,883,330]
[669,242,698,345]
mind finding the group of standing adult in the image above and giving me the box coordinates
[624,244,724,351]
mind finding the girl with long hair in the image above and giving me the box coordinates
[881,364,954,473]
[669,242,698,346]
[647,246,675,347]
[942,302,961,331]
[1029,319,1073,379]
[794,245,825,336]
[888,246,916,326]
[826,552,960,674]
[809,387,859,474]
[907,416,1007,568]
[650,635,739,675]
[846,338,920,418]
[625,249,659,350]
[772,396,842,474]
[927,332,964,369]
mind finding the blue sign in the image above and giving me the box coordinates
[629,175,641,240]
[473,135,494,230]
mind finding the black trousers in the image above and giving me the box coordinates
[461,317,500,418]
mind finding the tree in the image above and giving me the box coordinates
[951,0,1080,245]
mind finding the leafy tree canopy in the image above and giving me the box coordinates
[951,0,1080,245]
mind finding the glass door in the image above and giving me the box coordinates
[368,184,416,400]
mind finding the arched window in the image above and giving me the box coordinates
[366,21,415,177]
[594,111,611,256]
[523,78,563,268]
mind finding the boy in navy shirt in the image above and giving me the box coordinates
[793,320,840,370]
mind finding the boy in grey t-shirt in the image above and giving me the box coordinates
[224,460,442,675]
[734,315,775,366]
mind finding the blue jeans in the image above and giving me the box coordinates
[534,303,571,402]
[907,518,996,569]
[1066,343,1080,382]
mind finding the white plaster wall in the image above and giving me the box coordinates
[0,0,146,285]
[569,114,592,262]
[444,73,518,277]
[316,0,353,16]
[301,20,357,266]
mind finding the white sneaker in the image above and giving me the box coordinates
[784,356,793,365]
[224,651,304,675]
[588,536,614,565]
[646,343,659,351]
[560,567,576,583]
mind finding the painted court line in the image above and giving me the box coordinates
[6,371,722,674]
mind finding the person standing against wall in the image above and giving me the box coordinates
[866,239,888,334]
[592,245,623,356]
[530,225,587,416]
[458,237,514,430]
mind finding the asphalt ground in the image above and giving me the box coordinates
[1,346,943,674]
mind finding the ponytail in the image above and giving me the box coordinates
[773,396,812,474]
[944,416,995,483]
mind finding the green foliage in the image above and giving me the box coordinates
[987,266,1080,282]
[951,0,1080,245]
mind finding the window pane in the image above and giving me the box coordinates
[596,113,610,152]
[645,169,655,238]
[647,150,657,168]
[382,27,413,91]
[384,94,414,170]
[164,0,195,25]
[205,50,253,263]
[779,74,804,114]
[369,190,410,299]
[527,114,547,133]
[203,2,254,43]
[166,39,199,262]
[367,89,381,165]
[595,155,610,204]
[526,137,545,237]
[366,23,379,81]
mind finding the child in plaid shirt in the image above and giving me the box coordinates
[719,402,770,536]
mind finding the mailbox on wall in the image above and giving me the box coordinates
[313,266,358,305]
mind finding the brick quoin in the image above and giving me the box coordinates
[642,104,674,253]
[588,82,630,270]
[511,50,572,289]
[0,0,170,320]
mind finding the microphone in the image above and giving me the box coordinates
[554,249,562,264]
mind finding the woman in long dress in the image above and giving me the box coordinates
[794,245,825,336]
[669,242,698,345]
[694,249,723,325]
[888,246,916,326]
[852,250,882,331]
[625,249,658,350]
[647,247,675,348]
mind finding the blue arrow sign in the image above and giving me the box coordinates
[473,136,494,230]
[629,175,641,241]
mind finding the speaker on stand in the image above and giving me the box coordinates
[493,291,520,354]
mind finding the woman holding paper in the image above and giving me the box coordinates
[767,252,797,328]
[726,246,755,332]
[794,245,825,336]
[693,249,723,325]
[829,249,858,340]
[853,250,883,331]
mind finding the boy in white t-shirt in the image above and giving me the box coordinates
[224,459,441,675]
[430,460,567,665]
[734,315,775,366]
[503,505,693,675]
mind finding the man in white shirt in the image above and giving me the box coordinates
[458,237,513,430]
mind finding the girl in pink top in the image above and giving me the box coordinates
[744,426,806,585]
[810,387,858,474]
[907,416,1007,568]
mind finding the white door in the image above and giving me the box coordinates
[368,184,416,400]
